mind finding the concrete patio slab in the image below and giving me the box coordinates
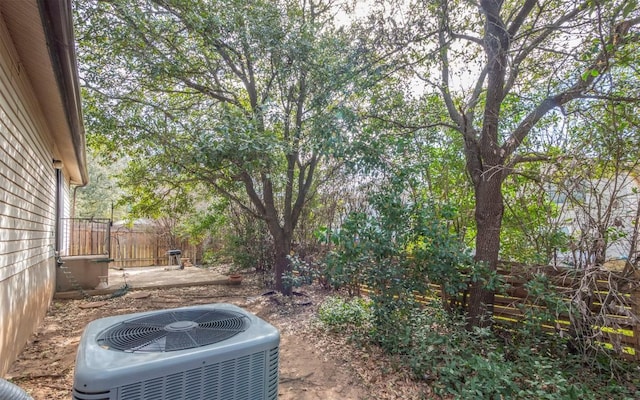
[54,265,231,299]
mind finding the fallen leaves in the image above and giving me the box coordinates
[8,274,441,399]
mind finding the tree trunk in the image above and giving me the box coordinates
[467,173,504,328]
[460,0,509,329]
[270,225,293,295]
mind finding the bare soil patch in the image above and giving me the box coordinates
[7,275,433,399]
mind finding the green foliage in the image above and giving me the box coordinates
[75,0,370,292]
[74,151,125,219]
[317,296,372,334]
[281,255,324,290]
[178,198,229,243]
[224,214,273,273]
[419,325,619,400]
[500,170,570,264]
[517,274,570,337]
[324,178,480,308]
[317,295,639,399]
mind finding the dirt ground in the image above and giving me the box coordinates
[6,274,432,400]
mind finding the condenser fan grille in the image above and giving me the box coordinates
[97,309,249,352]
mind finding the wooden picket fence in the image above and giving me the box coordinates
[359,262,640,360]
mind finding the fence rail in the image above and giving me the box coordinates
[359,262,640,360]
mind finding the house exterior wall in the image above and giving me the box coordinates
[552,173,640,267]
[0,14,64,376]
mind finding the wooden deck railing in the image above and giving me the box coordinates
[59,218,111,257]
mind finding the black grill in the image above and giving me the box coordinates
[97,309,249,352]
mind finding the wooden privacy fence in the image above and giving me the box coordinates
[359,262,640,360]
[59,218,111,256]
[110,225,201,268]
[59,219,202,267]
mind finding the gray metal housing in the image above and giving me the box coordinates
[72,303,279,400]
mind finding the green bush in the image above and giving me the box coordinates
[316,296,638,399]
[281,255,323,290]
[319,182,639,399]
[224,218,273,272]
[321,183,498,355]
[403,305,603,399]
[323,185,482,312]
[317,296,372,333]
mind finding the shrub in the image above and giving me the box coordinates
[322,187,481,312]
[281,255,323,290]
[224,218,273,272]
[319,183,639,399]
[317,296,372,334]
[403,304,599,399]
[316,296,638,399]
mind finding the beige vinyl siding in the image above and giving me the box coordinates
[0,26,56,279]
[0,14,59,375]
[0,259,54,376]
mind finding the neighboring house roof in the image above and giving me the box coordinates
[0,0,87,185]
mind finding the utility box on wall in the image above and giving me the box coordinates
[56,256,111,291]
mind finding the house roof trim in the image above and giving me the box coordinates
[38,0,88,186]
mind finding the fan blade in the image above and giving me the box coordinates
[165,331,198,351]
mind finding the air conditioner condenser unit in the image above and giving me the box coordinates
[72,303,279,400]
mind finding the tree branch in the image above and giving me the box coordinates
[506,0,538,39]
[362,113,459,132]
[437,3,464,130]
[504,1,591,96]
[179,78,240,105]
[450,32,484,46]
[291,155,318,229]
[239,172,268,218]
[212,182,264,221]
[502,17,640,159]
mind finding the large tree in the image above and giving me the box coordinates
[355,0,640,326]
[76,0,360,292]
[429,0,640,326]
